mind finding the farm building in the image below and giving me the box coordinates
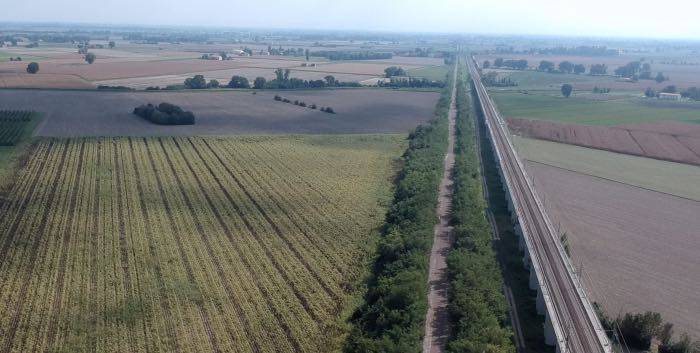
[659,93,682,101]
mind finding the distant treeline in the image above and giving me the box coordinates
[344,66,453,353]
[310,50,392,61]
[490,45,618,56]
[133,103,195,125]
[445,69,514,353]
[379,77,445,88]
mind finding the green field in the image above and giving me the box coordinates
[406,65,450,81]
[493,91,700,126]
[0,112,41,192]
[0,134,404,353]
[513,136,700,200]
[488,69,620,90]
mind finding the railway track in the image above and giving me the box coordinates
[468,57,611,353]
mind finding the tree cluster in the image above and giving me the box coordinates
[481,71,517,87]
[596,306,699,353]
[537,60,586,74]
[445,76,515,353]
[590,63,608,75]
[183,75,220,89]
[133,102,195,125]
[561,84,573,97]
[681,87,700,100]
[492,58,528,70]
[344,70,453,353]
[384,66,407,77]
[265,69,360,89]
[26,62,39,74]
[379,77,445,89]
[273,95,334,113]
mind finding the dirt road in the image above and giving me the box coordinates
[422,62,457,353]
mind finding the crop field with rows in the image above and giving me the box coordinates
[0,111,34,146]
[0,134,404,353]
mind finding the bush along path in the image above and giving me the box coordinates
[344,62,454,353]
[443,63,516,352]
[422,57,459,353]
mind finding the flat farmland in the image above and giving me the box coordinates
[0,134,404,353]
[0,88,439,137]
[524,161,700,338]
[492,91,700,126]
[513,136,700,200]
[508,118,700,166]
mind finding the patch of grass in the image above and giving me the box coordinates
[492,91,700,125]
[406,65,449,81]
[513,136,700,201]
[0,112,42,192]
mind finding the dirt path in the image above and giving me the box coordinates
[422,62,458,353]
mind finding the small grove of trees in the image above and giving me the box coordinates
[482,60,491,69]
[558,61,574,73]
[590,63,608,75]
[681,87,700,100]
[481,71,517,87]
[309,50,392,61]
[539,60,555,72]
[253,77,266,89]
[574,63,586,74]
[561,83,573,97]
[85,52,96,64]
[184,75,208,89]
[9,57,22,61]
[384,66,407,77]
[596,306,699,353]
[492,58,528,70]
[228,75,250,88]
[379,77,445,88]
[109,41,115,49]
[273,95,334,113]
[26,62,39,74]
[133,102,195,125]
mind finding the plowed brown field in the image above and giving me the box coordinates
[525,161,700,338]
[508,118,700,165]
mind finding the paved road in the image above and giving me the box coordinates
[468,58,611,353]
[422,60,458,353]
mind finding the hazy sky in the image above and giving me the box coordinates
[3,0,700,39]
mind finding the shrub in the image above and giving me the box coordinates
[133,102,195,125]
[344,66,453,353]
[274,95,282,101]
[26,62,39,74]
[253,77,267,89]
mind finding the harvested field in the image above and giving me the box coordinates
[94,69,370,89]
[512,136,700,201]
[617,120,700,138]
[508,118,700,165]
[476,53,700,89]
[0,73,94,89]
[492,91,700,126]
[524,161,700,338]
[0,89,439,137]
[0,134,404,353]
[294,62,422,76]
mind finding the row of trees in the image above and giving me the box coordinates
[537,60,586,74]
[344,68,454,353]
[273,95,335,113]
[596,306,699,353]
[132,102,195,125]
[481,71,517,87]
[310,50,392,61]
[180,70,362,90]
[379,77,445,89]
[384,66,407,77]
[490,58,528,70]
[615,61,667,82]
[445,74,514,353]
